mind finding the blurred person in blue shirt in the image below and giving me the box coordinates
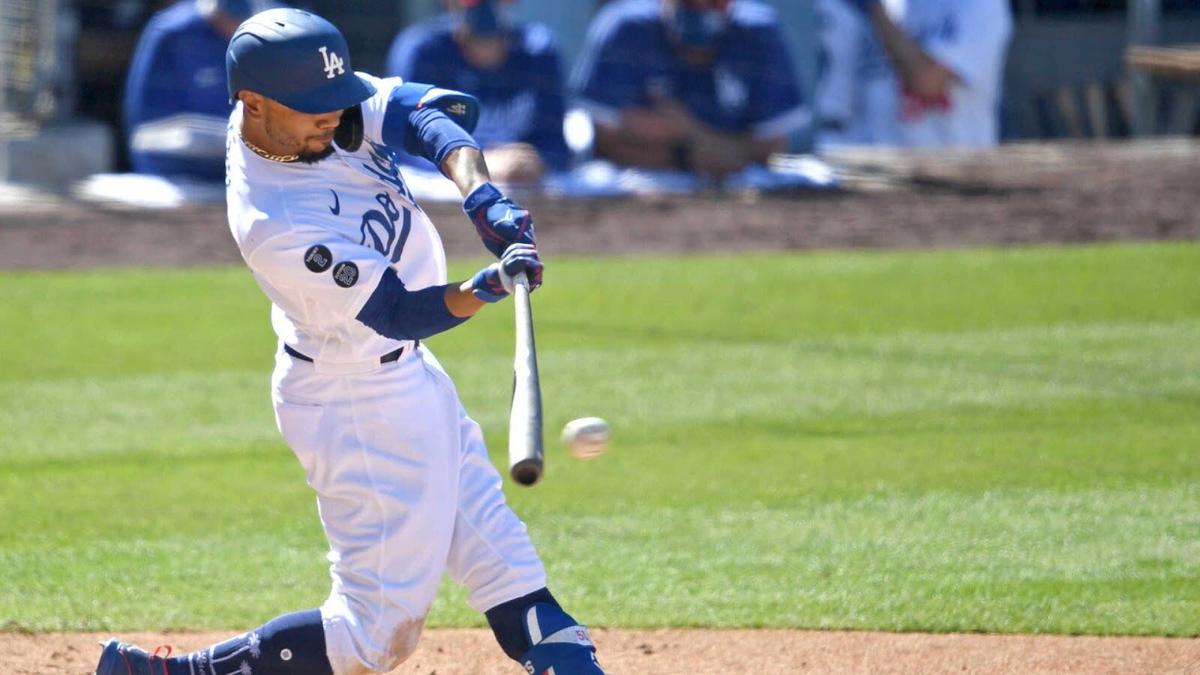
[571,0,807,181]
[386,0,569,184]
[123,0,263,182]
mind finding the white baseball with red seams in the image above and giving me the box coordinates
[561,417,610,460]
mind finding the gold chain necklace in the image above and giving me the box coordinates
[239,131,299,163]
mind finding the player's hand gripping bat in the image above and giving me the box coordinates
[508,271,544,485]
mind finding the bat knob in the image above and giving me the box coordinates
[511,459,543,486]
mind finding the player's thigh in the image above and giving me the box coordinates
[277,360,462,607]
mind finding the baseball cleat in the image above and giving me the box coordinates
[95,638,175,675]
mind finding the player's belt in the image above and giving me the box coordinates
[284,342,416,365]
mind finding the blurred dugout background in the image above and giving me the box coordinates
[3,0,1200,175]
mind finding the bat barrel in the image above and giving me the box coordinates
[507,272,544,486]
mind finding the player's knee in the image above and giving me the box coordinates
[323,598,425,674]
[372,617,425,672]
[486,588,604,674]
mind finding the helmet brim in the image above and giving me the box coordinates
[273,72,376,115]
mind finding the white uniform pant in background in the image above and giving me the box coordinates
[271,346,547,675]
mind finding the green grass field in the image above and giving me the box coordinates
[1,243,1198,636]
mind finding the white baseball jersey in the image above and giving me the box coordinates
[817,0,1012,149]
[225,72,547,674]
[226,73,448,366]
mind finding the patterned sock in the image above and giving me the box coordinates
[168,609,333,675]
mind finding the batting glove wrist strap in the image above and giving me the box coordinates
[470,263,510,303]
[463,182,536,258]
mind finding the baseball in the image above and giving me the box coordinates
[561,417,610,460]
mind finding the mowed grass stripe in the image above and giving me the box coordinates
[5,243,1199,380]
[3,318,1196,462]
[0,242,1197,634]
[4,487,1195,634]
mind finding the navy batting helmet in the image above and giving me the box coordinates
[226,8,375,114]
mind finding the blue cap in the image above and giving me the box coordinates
[461,1,506,38]
[226,8,375,114]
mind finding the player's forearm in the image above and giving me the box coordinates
[616,108,692,144]
[442,145,493,198]
[868,5,956,100]
[595,123,780,174]
[693,127,783,168]
[448,283,486,318]
[593,125,676,169]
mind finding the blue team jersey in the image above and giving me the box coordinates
[123,1,234,181]
[572,0,807,140]
[385,15,569,171]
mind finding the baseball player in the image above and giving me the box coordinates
[386,0,570,183]
[123,0,265,181]
[95,8,604,675]
[571,0,807,180]
[817,0,1013,148]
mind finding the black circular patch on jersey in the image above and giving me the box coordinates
[304,245,332,273]
[332,261,359,288]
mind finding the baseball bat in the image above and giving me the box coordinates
[507,271,544,486]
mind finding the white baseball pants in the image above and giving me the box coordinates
[271,344,547,675]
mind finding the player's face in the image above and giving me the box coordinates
[459,34,508,70]
[261,99,344,163]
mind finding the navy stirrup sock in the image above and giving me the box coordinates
[161,609,333,675]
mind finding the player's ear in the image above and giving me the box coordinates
[240,91,265,118]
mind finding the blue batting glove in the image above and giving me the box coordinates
[470,243,543,303]
[841,0,880,15]
[463,182,536,259]
[501,242,544,291]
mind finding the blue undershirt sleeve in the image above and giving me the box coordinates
[406,106,480,169]
[355,268,468,340]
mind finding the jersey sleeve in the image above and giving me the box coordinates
[357,73,480,164]
[244,222,394,325]
[922,0,1013,93]
[358,74,406,147]
[570,7,647,128]
[745,21,809,140]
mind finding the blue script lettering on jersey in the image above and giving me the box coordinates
[360,191,412,264]
[360,139,415,203]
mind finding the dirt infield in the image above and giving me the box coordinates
[4,628,1200,674]
[2,141,1198,673]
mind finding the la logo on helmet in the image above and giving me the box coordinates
[318,46,345,79]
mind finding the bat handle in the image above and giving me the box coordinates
[512,270,530,292]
